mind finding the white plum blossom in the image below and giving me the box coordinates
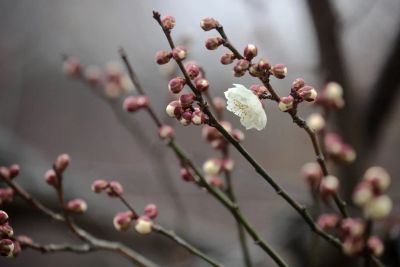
[224,84,267,130]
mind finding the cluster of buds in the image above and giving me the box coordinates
[123,96,149,113]
[166,98,207,127]
[324,133,356,163]
[0,210,20,257]
[113,204,158,235]
[316,82,345,109]
[202,158,234,189]
[278,78,318,112]
[202,121,244,150]
[91,179,124,197]
[353,167,392,220]
[44,154,70,187]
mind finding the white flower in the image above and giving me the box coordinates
[224,84,267,130]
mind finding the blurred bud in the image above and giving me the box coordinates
[341,218,365,238]
[166,101,183,118]
[342,237,364,256]
[234,59,250,73]
[220,52,235,65]
[105,62,123,83]
[104,82,122,99]
[155,51,172,65]
[205,37,223,50]
[364,166,390,193]
[8,165,20,179]
[194,78,209,92]
[0,239,14,257]
[84,65,102,86]
[250,85,267,97]
[123,96,140,113]
[306,113,325,132]
[320,175,339,198]
[172,46,187,60]
[232,129,245,142]
[191,108,206,125]
[258,58,271,71]
[0,223,14,238]
[200,17,219,31]
[203,158,222,175]
[223,159,234,172]
[62,57,81,77]
[180,168,194,182]
[0,211,8,225]
[206,175,224,189]
[91,179,109,193]
[367,236,384,257]
[364,195,392,220]
[0,167,10,179]
[135,216,153,235]
[67,199,87,214]
[317,213,339,231]
[44,169,58,186]
[213,97,226,113]
[244,44,258,60]
[168,77,186,94]
[107,181,124,197]
[55,154,70,173]
[120,75,135,92]
[11,241,20,257]
[220,121,233,134]
[185,63,200,79]
[248,63,263,77]
[159,125,174,140]
[278,96,294,112]
[144,204,158,219]
[341,144,357,163]
[324,82,343,102]
[0,188,13,205]
[271,64,287,79]
[233,69,246,77]
[352,182,373,207]
[179,93,195,108]
[301,162,322,188]
[179,111,192,126]
[324,133,343,156]
[298,86,318,102]
[113,211,134,231]
[292,78,305,91]
[161,16,176,30]
[210,139,228,150]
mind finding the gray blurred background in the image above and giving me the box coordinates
[0,0,400,266]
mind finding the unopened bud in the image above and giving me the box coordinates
[194,78,209,92]
[91,179,109,193]
[168,77,185,94]
[179,111,192,126]
[135,216,153,235]
[0,167,10,179]
[306,113,325,132]
[200,17,219,31]
[324,82,343,102]
[44,169,58,186]
[159,125,174,140]
[223,159,235,172]
[367,236,384,257]
[205,37,223,50]
[320,175,339,198]
[0,211,8,225]
[166,101,183,118]
[203,158,222,175]
[292,78,305,91]
[179,93,195,108]
[180,168,194,182]
[220,52,235,65]
[206,175,224,189]
[232,129,245,142]
[0,239,14,257]
[341,218,365,238]
[271,64,287,79]
[185,63,200,79]
[84,65,102,85]
[62,57,81,77]
[0,223,14,238]
[342,237,364,256]
[0,188,13,205]
[298,86,318,102]
[104,82,122,99]
[250,85,267,97]
[258,58,270,71]
[144,204,158,219]
[364,195,392,220]
[8,165,20,179]
[55,154,70,173]
[317,213,339,231]
[155,51,172,65]
[243,44,258,60]
[172,46,187,60]
[123,96,140,112]
[364,166,390,193]
[191,108,206,125]
[220,121,233,134]
[352,182,373,207]
[161,16,176,30]
[278,96,294,112]
[113,211,134,231]
[248,64,263,77]
[107,181,124,197]
[234,59,250,72]
[67,199,87,214]
[301,162,322,188]
[213,97,226,113]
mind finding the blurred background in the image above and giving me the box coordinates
[0,0,400,266]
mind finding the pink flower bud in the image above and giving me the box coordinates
[367,236,384,257]
[306,113,325,132]
[341,218,365,238]
[206,175,224,189]
[168,77,186,94]
[223,159,235,172]
[232,129,245,142]
[104,82,122,99]
[0,211,8,225]
[159,125,174,140]
[213,97,226,113]
[342,237,364,256]
[55,153,70,173]
[161,16,176,30]
[194,78,209,92]
[155,51,172,65]
[220,53,235,65]
[317,214,339,231]
[278,96,294,112]
[250,85,267,97]
[202,125,220,142]
[179,93,195,108]
[62,57,81,77]
[8,165,20,179]
[291,78,305,91]
[172,46,187,60]
[113,211,134,231]
[0,167,10,179]
[200,17,219,31]
[166,100,183,118]
[136,96,149,108]
[341,144,356,163]
[271,64,287,79]
[234,59,250,72]
[301,162,322,188]
[135,216,153,235]
[67,199,87,214]
[205,37,223,50]
[179,111,192,126]
[244,44,258,60]
[107,181,123,197]
[258,58,271,71]
[123,96,140,112]
[248,63,262,77]
[144,204,158,219]
[44,169,57,186]
[298,86,318,102]
[185,63,200,79]
[203,158,222,175]
[364,195,392,220]
[0,223,14,238]
[220,121,233,134]
[0,188,13,205]
[352,181,373,207]
[91,179,109,193]
[0,239,14,257]
[84,65,102,86]
[364,166,390,193]
[191,108,206,125]
[180,168,194,182]
[320,175,339,199]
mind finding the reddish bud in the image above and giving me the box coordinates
[180,168,194,182]
[234,59,250,72]
[107,181,124,197]
[166,100,183,118]
[223,159,235,172]
[161,16,176,30]
[232,129,245,142]
[320,175,339,199]
[298,86,318,102]
[168,77,186,94]
[244,44,258,60]
[44,169,58,186]
[292,78,305,91]
[278,96,294,112]
[367,236,384,257]
[250,84,267,97]
[271,64,287,79]
[11,241,20,257]
[0,239,14,257]
[123,96,140,112]
[159,125,174,140]
[105,62,123,83]
[200,17,219,31]
[144,204,158,219]
[62,57,81,77]
[191,108,206,125]
[220,52,235,65]
[113,211,134,231]
[0,188,13,205]
[8,165,20,179]
[206,175,224,189]
[179,111,192,126]
[364,166,390,193]
[172,46,187,60]
[301,162,322,188]
[341,218,365,238]
[0,223,14,238]
[67,199,87,214]
[155,51,172,65]
[205,37,223,50]
[91,179,109,193]
[0,211,9,225]
[258,58,271,71]
[55,153,70,173]
[185,63,200,79]
[317,214,339,231]
[179,93,195,108]
[194,78,209,92]
[0,167,10,179]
